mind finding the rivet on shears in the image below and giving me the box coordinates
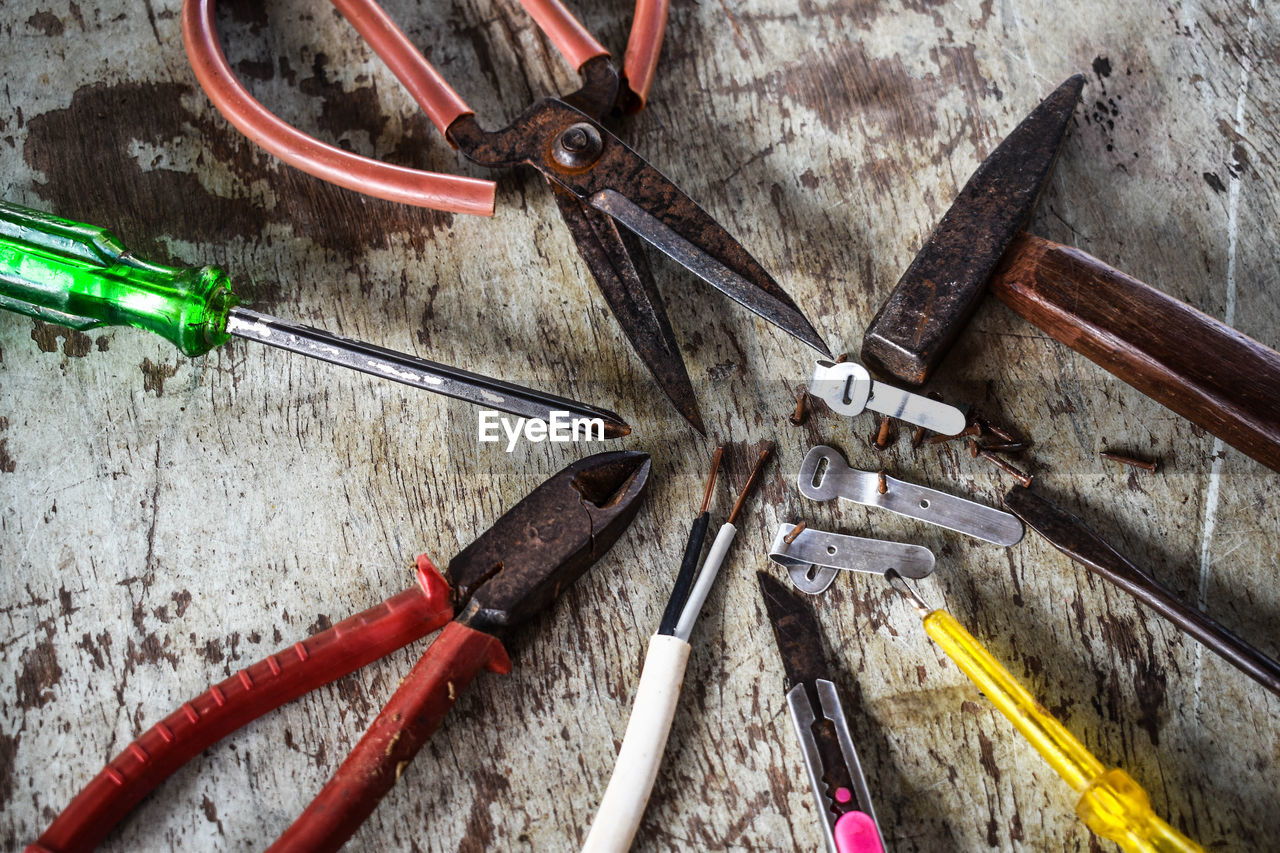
[552,122,604,169]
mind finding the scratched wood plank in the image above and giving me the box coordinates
[1,0,1277,850]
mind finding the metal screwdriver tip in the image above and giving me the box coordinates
[885,569,932,616]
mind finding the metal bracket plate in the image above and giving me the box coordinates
[769,523,935,594]
[796,445,1024,547]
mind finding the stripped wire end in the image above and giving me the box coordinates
[672,441,776,642]
[657,446,724,636]
[701,446,725,513]
[727,442,775,525]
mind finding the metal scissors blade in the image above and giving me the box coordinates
[455,97,830,425]
[543,113,828,353]
[587,181,829,356]
[548,180,706,432]
[454,99,829,355]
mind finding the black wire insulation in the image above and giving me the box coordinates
[658,512,710,636]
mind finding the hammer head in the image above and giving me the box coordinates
[860,74,1085,386]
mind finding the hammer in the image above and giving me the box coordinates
[861,74,1280,473]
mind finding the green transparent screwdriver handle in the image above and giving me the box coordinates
[0,201,238,356]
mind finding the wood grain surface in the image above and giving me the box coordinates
[1,0,1277,851]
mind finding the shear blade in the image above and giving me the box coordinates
[549,181,706,433]
[589,186,829,356]
[513,100,828,356]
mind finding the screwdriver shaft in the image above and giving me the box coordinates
[226,307,628,435]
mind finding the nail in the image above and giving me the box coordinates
[874,417,893,449]
[833,353,849,364]
[789,387,809,427]
[877,470,888,494]
[927,422,981,444]
[984,441,1029,454]
[978,448,1033,487]
[783,521,807,545]
[966,437,980,458]
[982,422,1019,443]
[1100,451,1158,472]
[911,426,926,448]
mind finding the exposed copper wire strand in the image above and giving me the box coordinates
[727,442,775,525]
[700,446,724,513]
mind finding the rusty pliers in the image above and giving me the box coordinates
[31,451,650,853]
[183,0,829,431]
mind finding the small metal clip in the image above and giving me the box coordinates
[797,446,1024,547]
[809,360,967,435]
[770,522,935,594]
[787,680,886,853]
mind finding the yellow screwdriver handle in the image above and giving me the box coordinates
[922,609,1203,853]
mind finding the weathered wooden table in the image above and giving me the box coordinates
[2,0,1276,850]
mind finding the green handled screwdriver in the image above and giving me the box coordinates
[0,200,628,436]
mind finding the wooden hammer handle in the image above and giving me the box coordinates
[990,232,1280,472]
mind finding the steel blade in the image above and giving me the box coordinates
[862,74,1085,386]
[225,307,629,436]
[547,181,705,432]
[759,572,871,828]
[1002,486,1155,584]
[759,571,833,691]
[1004,487,1280,698]
[452,98,828,354]
[591,188,828,355]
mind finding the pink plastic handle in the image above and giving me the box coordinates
[182,0,495,215]
[29,558,453,853]
[622,0,669,110]
[266,621,511,852]
[520,0,610,71]
[834,810,885,853]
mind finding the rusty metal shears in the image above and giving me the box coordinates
[183,0,829,431]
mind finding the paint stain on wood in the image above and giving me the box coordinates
[16,638,63,710]
[25,11,64,36]
[458,769,510,852]
[22,79,454,276]
[0,732,18,813]
[140,358,177,395]
[30,321,93,357]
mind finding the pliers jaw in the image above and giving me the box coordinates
[448,450,651,635]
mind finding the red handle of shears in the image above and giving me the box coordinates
[182,0,496,214]
[29,559,453,853]
[184,0,668,214]
[266,620,511,852]
[521,0,610,71]
[622,0,669,110]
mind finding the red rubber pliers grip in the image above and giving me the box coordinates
[267,621,511,852]
[31,557,453,853]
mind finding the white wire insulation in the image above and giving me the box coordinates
[673,522,737,642]
[581,634,691,853]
